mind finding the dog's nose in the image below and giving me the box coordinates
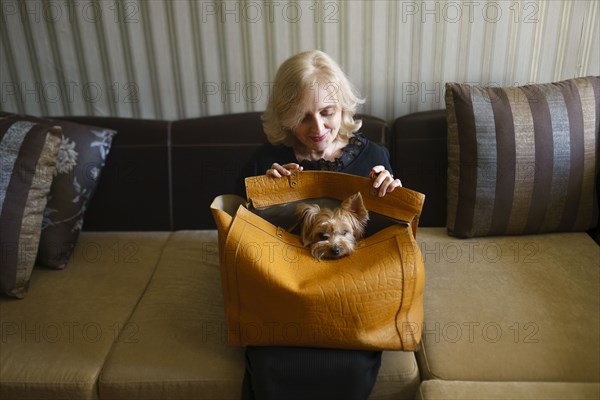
[331,246,340,256]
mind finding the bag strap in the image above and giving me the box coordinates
[245,170,425,236]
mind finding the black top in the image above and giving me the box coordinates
[237,133,393,196]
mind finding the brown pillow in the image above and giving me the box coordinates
[446,76,599,238]
[0,118,61,298]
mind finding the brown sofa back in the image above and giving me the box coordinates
[56,110,600,233]
[63,112,389,231]
[392,110,447,227]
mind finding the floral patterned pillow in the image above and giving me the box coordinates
[40,120,116,268]
[0,113,117,269]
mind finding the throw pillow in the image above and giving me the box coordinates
[446,76,599,238]
[39,119,116,268]
[0,112,117,269]
[0,118,61,298]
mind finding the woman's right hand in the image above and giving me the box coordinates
[266,163,303,178]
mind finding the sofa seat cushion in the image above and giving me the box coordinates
[98,230,245,399]
[98,230,420,400]
[416,228,600,382]
[416,380,600,400]
[0,232,171,400]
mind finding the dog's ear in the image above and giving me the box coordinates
[341,193,369,238]
[341,192,369,223]
[296,204,321,236]
[296,204,321,246]
[296,203,320,227]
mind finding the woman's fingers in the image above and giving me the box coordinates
[380,176,402,196]
[370,166,402,197]
[369,165,386,179]
[266,163,303,178]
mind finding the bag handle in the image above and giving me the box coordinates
[210,194,247,240]
[245,170,425,236]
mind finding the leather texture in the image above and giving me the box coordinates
[211,170,426,351]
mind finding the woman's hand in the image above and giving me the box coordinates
[266,163,304,178]
[370,166,402,197]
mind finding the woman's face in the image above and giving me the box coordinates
[292,84,342,159]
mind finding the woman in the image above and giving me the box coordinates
[239,50,401,400]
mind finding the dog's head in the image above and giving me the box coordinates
[296,192,369,260]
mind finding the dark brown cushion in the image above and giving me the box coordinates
[170,112,388,229]
[63,117,171,232]
[0,117,61,298]
[392,110,447,227]
[445,76,600,238]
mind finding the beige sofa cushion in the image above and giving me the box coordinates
[416,228,600,382]
[417,380,600,400]
[98,230,245,399]
[0,232,171,400]
[99,230,420,400]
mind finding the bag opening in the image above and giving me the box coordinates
[249,197,403,238]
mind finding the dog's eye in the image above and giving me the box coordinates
[342,230,349,236]
[319,233,330,240]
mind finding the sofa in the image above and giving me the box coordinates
[1,77,599,400]
[0,111,421,400]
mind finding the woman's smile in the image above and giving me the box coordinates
[310,133,329,142]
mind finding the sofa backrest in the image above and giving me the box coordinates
[392,110,448,227]
[63,112,388,231]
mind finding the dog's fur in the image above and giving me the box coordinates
[295,193,369,260]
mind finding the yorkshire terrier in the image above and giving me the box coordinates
[295,192,369,260]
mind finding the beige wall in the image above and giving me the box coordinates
[1,0,598,121]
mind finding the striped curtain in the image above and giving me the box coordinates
[1,0,598,121]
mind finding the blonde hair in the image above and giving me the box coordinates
[262,50,365,146]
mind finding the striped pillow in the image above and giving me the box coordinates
[0,119,61,298]
[446,76,600,238]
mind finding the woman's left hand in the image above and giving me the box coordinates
[370,166,402,197]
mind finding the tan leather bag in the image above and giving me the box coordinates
[210,170,425,351]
